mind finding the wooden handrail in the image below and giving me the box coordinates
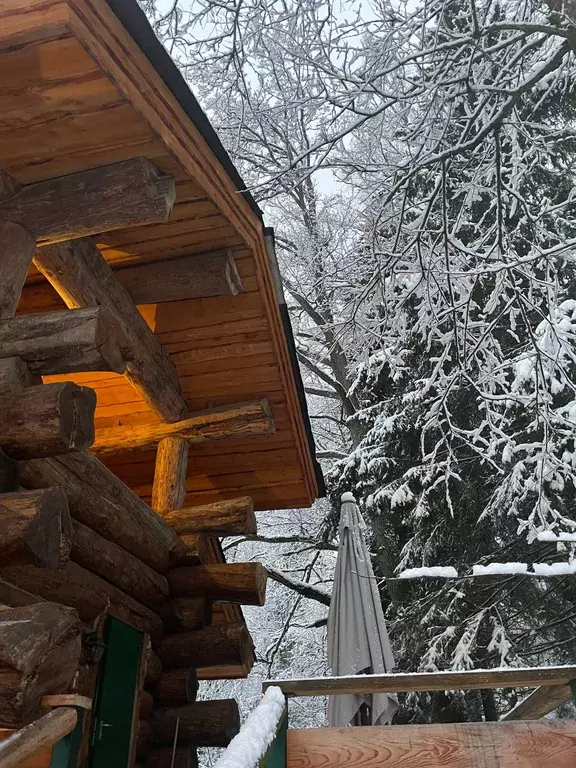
[0,708,77,768]
[263,665,576,697]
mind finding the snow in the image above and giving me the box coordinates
[532,562,576,576]
[472,563,528,576]
[536,531,576,543]
[398,566,459,579]
[213,686,286,768]
[341,492,357,503]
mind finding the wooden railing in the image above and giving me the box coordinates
[0,708,77,768]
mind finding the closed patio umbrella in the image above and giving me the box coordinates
[327,492,397,726]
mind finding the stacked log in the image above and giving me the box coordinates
[146,747,198,768]
[150,701,240,747]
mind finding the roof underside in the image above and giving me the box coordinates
[3,0,322,510]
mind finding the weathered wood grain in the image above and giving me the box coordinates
[0,603,82,728]
[70,519,169,607]
[152,436,188,514]
[1,561,163,639]
[159,622,252,670]
[138,689,154,719]
[159,597,211,633]
[0,707,77,768]
[150,700,240,747]
[167,564,267,606]
[162,497,256,536]
[34,236,187,423]
[287,721,576,768]
[136,720,153,761]
[114,250,242,303]
[154,668,199,707]
[19,451,185,572]
[93,400,275,454]
[0,487,72,569]
[0,158,175,244]
[0,222,35,320]
[0,382,96,459]
[0,358,40,393]
[0,307,125,375]
[144,650,163,687]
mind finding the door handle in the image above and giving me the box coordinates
[97,721,114,741]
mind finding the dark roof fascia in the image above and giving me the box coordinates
[104,0,263,222]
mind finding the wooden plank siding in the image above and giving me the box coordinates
[0,0,319,511]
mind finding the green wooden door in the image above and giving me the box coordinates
[89,617,143,768]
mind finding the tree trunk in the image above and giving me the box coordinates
[70,520,169,608]
[162,497,256,536]
[151,436,188,514]
[167,564,267,606]
[150,700,240,747]
[0,603,82,727]
[0,307,126,376]
[0,382,96,459]
[155,668,198,707]
[0,488,72,569]
[19,451,185,572]
[0,561,163,639]
[146,747,198,768]
[159,598,211,633]
[159,622,253,669]
[0,221,35,320]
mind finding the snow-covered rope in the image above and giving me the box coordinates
[212,686,286,768]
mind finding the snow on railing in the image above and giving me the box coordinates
[397,562,576,579]
[212,686,286,768]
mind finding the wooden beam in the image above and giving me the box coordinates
[177,535,212,566]
[114,250,242,304]
[150,700,240,748]
[135,721,153,762]
[146,747,198,768]
[19,451,185,572]
[34,237,187,423]
[501,684,573,721]
[263,666,576,698]
[0,488,72,569]
[144,651,163,688]
[162,497,256,536]
[0,307,125,375]
[154,668,199,707]
[0,453,18,495]
[0,561,163,640]
[0,579,44,608]
[0,222,36,320]
[0,359,40,394]
[0,603,82,728]
[152,437,188,514]
[93,400,275,455]
[159,597,211,633]
[41,695,92,711]
[167,564,267,606]
[138,690,154,719]
[0,382,96,459]
[159,622,253,670]
[0,707,77,768]
[70,520,169,608]
[287,721,576,768]
[0,158,175,245]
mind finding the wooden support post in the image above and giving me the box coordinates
[34,237,186,423]
[139,690,155,719]
[0,603,82,728]
[136,720,154,761]
[501,684,573,721]
[152,437,189,514]
[70,520,169,608]
[144,651,163,687]
[167,564,267,606]
[0,561,163,640]
[114,249,242,304]
[0,382,96,459]
[162,497,256,536]
[146,747,198,768]
[0,307,126,376]
[0,358,40,394]
[0,221,36,320]
[0,158,175,245]
[0,578,44,608]
[93,400,275,454]
[177,535,211,565]
[0,487,72,569]
[19,451,185,572]
[154,668,199,707]
[150,700,240,747]
[159,622,253,670]
[159,597,211,633]
[0,707,78,768]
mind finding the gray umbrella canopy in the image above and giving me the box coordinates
[327,493,397,726]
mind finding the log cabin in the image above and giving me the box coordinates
[0,0,324,764]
